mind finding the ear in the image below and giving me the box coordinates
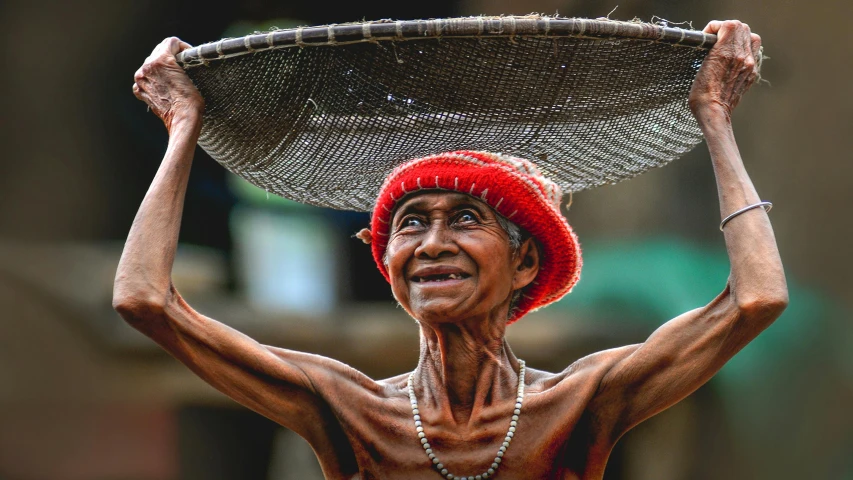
[512,237,540,291]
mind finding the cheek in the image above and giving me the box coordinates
[477,255,515,296]
[384,240,413,298]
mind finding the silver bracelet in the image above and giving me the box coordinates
[719,201,773,231]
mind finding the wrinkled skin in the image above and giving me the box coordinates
[116,21,787,479]
[385,191,539,325]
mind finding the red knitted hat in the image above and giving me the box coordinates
[369,151,582,323]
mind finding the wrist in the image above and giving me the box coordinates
[168,108,203,136]
[691,102,732,131]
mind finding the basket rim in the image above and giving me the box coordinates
[177,15,716,68]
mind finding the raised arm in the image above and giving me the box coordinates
[587,21,788,440]
[112,38,347,443]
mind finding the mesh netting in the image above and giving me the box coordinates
[178,16,713,211]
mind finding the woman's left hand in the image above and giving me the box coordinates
[688,20,762,120]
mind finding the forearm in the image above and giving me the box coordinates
[697,107,788,314]
[113,112,202,309]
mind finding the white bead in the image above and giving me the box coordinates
[408,360,526,480]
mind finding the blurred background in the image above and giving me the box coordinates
[1,0,851,479]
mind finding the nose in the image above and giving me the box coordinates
[414,221,458,259]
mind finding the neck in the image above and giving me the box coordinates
[412,314,521,425]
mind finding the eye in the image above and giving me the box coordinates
[454,210,479,224]
[400,216,425,229]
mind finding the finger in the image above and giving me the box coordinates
[739,24,752,61]
[750,33,762,63]
[151,36,179,59]
[165,37,191,56]
[704,20,723,34]
[132,83,145,102]
[152,37,172,56]
[709,20,739,53]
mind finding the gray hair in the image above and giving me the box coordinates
[495,212,523,252]
[496,213,528,317]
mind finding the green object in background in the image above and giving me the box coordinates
[552,237,851,480]
[552,237,826,381]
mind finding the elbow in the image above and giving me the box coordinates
[735,287,789,324]
[112,285,170,326]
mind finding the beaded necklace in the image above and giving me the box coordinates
[406,360,526,480]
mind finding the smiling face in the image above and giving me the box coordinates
[385,191,540,324]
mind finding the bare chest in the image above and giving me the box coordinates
[319,383,602,480]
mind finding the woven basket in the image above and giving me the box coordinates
[178,16,715,211]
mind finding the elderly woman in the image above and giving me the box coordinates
[114,20,787,479]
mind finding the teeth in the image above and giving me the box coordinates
[414,273,464,282]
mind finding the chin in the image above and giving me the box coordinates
[408,299,472,324]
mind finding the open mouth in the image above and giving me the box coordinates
[411,273,471,283]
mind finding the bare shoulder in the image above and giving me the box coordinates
[264,346,389,397]
[527,344,642,393]
[520,346,642,444]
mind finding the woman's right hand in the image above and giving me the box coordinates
[133,37,204,134]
